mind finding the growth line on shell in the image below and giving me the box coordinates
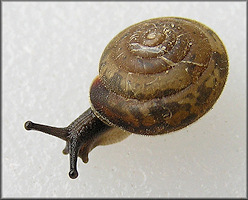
[129,33,139,41]
[181,60,205,67]
[177,33,185,38]
[159,56,176,67]
[151,23,158,29]
[145,77,158,86]
[115,52,124,60]
[126,72,135,95]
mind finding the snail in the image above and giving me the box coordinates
[24,17,228,179]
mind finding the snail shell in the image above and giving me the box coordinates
[90,17,228,135]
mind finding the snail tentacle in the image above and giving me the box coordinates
[68,134,80,179]
[24,121,68,140]
[24,108,111,179]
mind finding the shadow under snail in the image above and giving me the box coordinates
[24,17,228,179]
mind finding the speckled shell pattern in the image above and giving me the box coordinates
[90,17,228,135]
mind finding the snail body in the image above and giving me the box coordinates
[24,17,228,179]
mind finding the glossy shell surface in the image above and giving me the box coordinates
[90,17,228,135]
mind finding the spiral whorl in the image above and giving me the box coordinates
[99,17,214,100]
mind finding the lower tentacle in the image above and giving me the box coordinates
[62,141,69,154]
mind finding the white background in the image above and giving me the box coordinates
[2,1,246,198]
